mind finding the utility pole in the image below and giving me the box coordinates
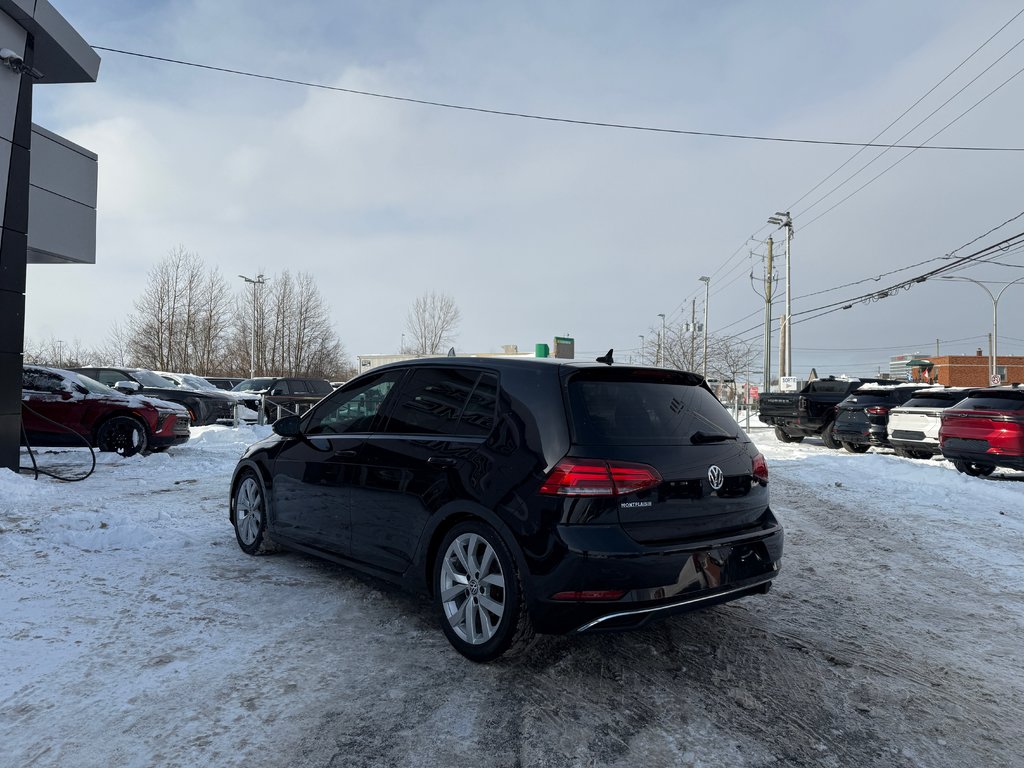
[699,276,710,379]
[936,338,940,357]
[239,274,268,379]
[768,212,793,377]
[763,238,774,395]
[639,334,645,365]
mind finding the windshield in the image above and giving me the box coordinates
[232,378,275,392]
[132,369,179,388]
[900,393,966,408]
[180,374,218,390]
[70,371,117,396]
[954,395,1024,411]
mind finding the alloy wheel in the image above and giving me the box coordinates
[235,476,263,547]
[439,532,507,645]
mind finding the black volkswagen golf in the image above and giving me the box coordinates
[229,357,783,661]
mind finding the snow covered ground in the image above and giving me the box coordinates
[1,425,1022,767]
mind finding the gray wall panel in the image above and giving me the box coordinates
[30,124,96,206]
[27,184,95,263]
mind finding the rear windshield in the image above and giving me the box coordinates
[900,393,967,408]
[307,379,334,395]
[954,394,1024,411]
[566,370,738,445]
[843,392,893,406]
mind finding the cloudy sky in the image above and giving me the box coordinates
[25,0,1024,376]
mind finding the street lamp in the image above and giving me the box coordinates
[239,273,268,379]
[657,313,666,367]
[768,212,793,377]
[698,276,710,379]
[639,334,645,365]
[940,275,1024,381]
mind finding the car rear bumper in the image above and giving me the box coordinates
[941,445,1024,470]
[526,514,784,635]
[890,438,940,455]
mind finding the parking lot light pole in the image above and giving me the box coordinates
[941,275,1024,380]
[699,276,710,379]
[239,274,267,379]
[639,334,645,365]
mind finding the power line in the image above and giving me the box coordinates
[92,45,1024,152]
[785,6,1024,214]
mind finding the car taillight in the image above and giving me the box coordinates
[865,406,889,415]
[752,453,769,485]
[539,459,662,496]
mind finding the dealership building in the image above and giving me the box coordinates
[0,0,98,472]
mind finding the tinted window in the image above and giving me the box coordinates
[132,370,177,388]
[91,369,128,386]
[901,393,966,408]
[458,373,499,437]
[568,372,737,445]
[384,368,492,436]
[307,380,334,395]
[305,371,403,435]
[285,380,307,393]
[233,378,274,392]
[23,369,66,394]
[844,391,894,406]
[954,394,1024,411]
[806,380,854,394]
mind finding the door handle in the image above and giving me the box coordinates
[427,457,457,468]
[334,449,357,457]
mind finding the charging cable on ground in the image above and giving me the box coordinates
[19,401,97,482]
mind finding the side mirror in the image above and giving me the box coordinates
[113,380,142,394]
[273,415,302,437]
[60,390,75,400]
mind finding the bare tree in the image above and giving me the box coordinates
[23,336,92,368]
[236,269,348,378]
[125,246,233,373]
[405,291,461,355]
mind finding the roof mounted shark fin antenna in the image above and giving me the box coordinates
[596,349,614,365]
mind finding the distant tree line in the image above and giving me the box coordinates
[25,246,357,380]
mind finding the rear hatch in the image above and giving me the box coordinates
[560,368,769,545]
[941,390,1024,456]
[890,391,968,442]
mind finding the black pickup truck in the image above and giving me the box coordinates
[758,377,888,448]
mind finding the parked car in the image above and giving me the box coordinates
[204,377,245,391]
[831,383,929,453]
[231,376,334,422]
[229,357,782,662]
[939,385,1024,476]
[21,365,190,456]
[888,387,971,459]
[73,367,238,426]
[758,376,887,448]
[154,371,258,422]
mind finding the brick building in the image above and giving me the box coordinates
[902,352,1024,387]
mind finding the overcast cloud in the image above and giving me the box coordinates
[24,0,1024,376]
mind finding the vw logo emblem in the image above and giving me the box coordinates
[708,465,725,490]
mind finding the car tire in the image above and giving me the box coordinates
[95,416,149,457]
[774,427,803,443]
[232,470,280,555]
[842,441,870,454]
[952,460,995,477]
[820,423,841,450]
[434,520,534,663]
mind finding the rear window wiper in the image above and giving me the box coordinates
[690,430,738,444]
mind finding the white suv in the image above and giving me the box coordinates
[888,387,970,459]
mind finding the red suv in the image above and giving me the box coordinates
[939,385,1024,476]
[21,365,191,456]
